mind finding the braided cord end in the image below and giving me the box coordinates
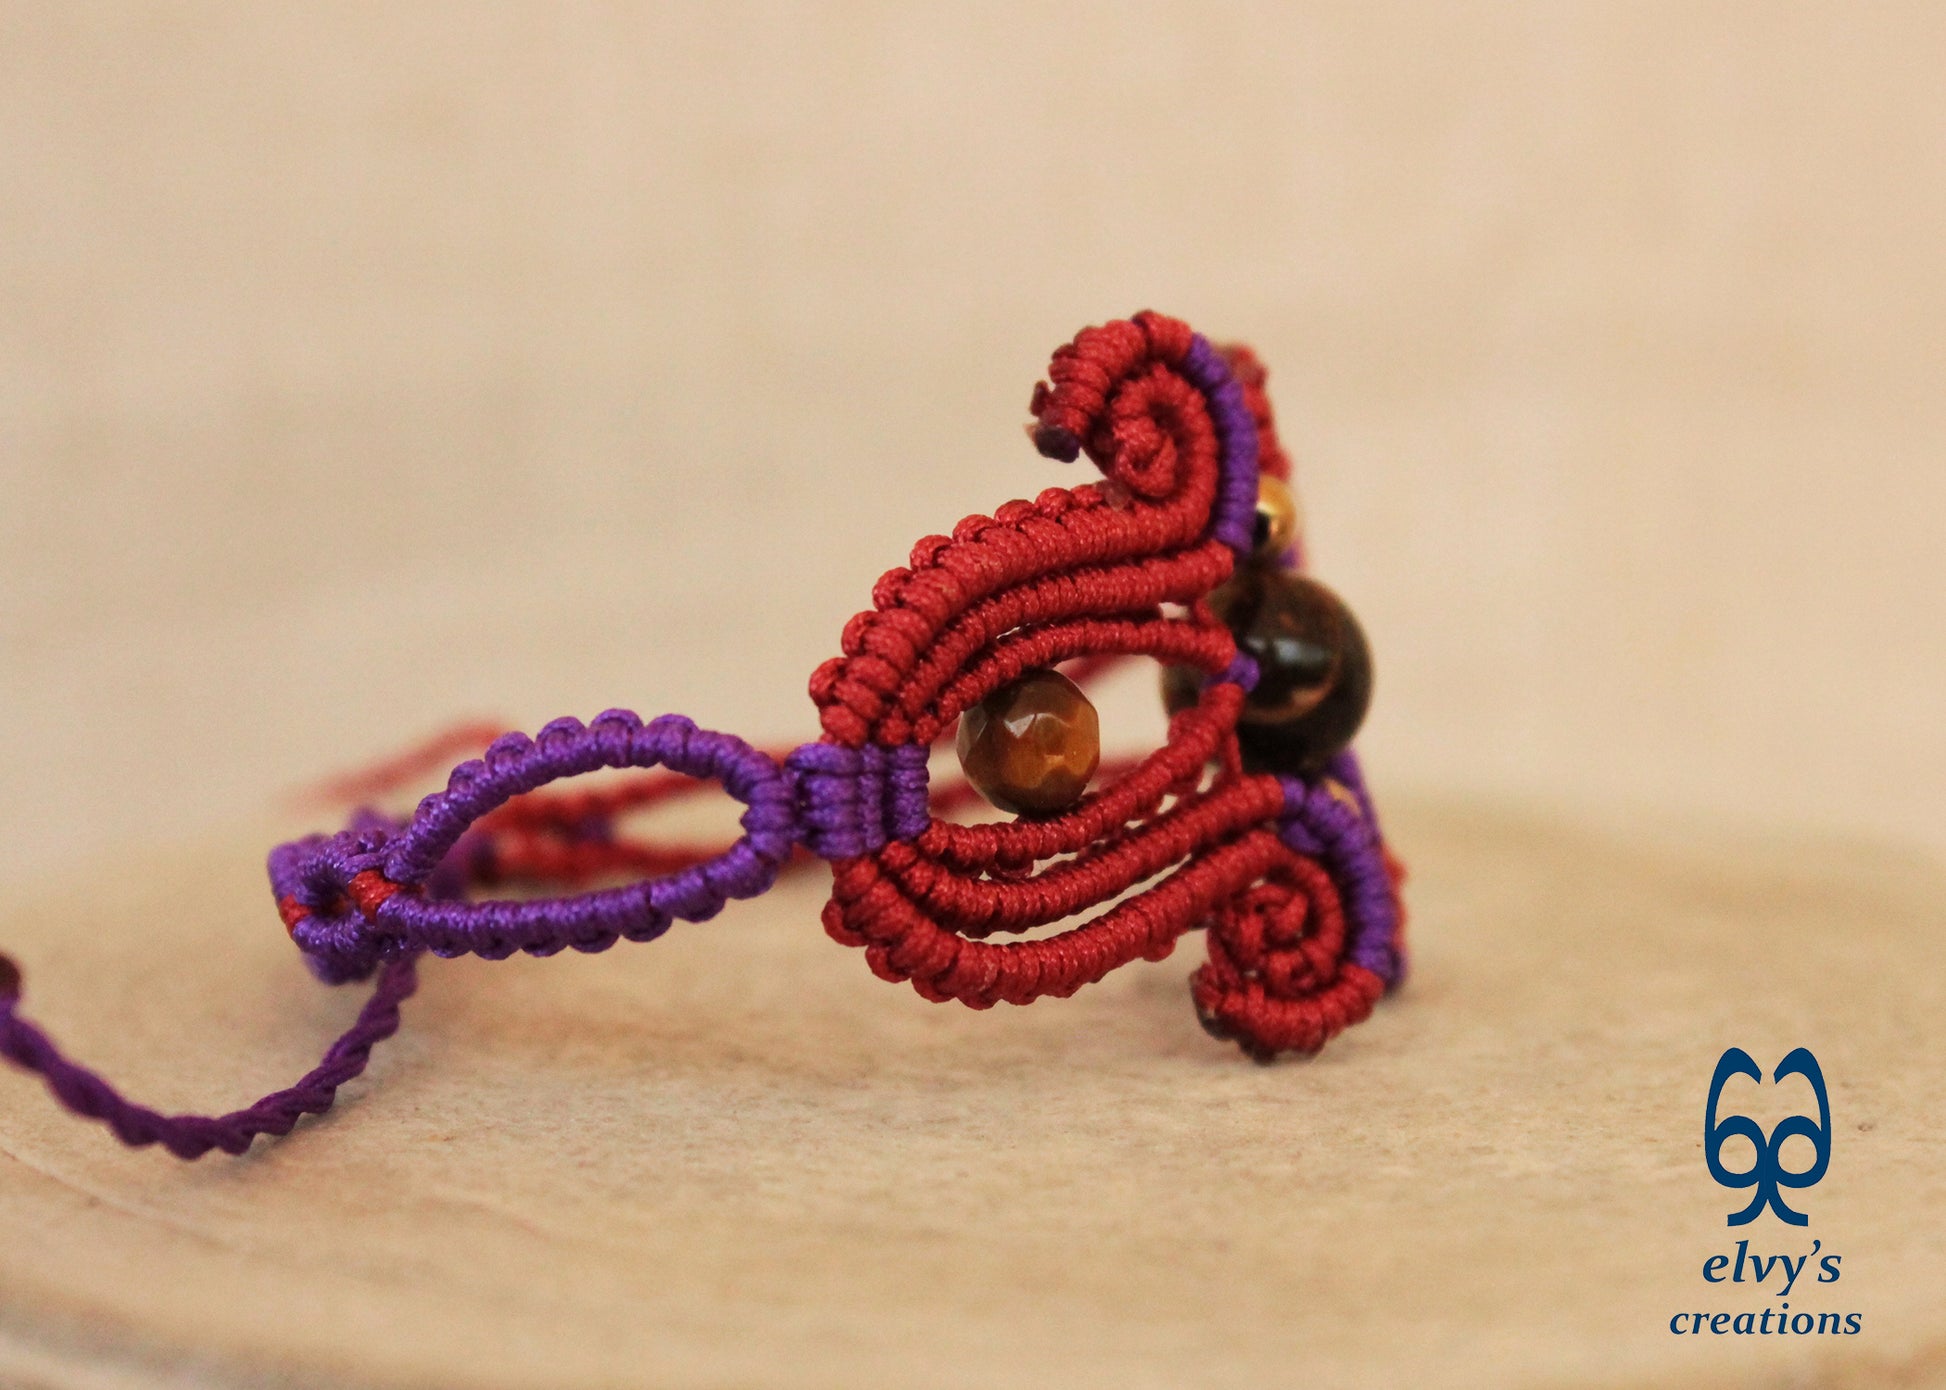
[0,953,418,1160]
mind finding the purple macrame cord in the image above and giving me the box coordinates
[0,958,417,1160]
[0,712,804,1161]
[1181,332,1263,562]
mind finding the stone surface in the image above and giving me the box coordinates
[0,802,1941,1388]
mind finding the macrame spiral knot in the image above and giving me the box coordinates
[1029,312,1259,557]
[1183,760,1408,1062]
[1195,858,1334,1050]
[1190,850,1383,1062]
[786,741,930,859]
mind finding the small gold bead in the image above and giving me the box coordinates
[1252,475,1301,559]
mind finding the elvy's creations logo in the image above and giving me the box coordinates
[1706,1047,1829,1225]
[1669,1047,1862,1338]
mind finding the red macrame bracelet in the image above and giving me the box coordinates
[0,311,1406,1160]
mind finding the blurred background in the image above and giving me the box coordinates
[2,2,1941,884]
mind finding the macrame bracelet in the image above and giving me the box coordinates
[0,312,1407,1160]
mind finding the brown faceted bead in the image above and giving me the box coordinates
[1163,568,1372,777]
[956,669,1101,815]
[1251,475,1302,559]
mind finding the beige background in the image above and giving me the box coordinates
[1,4,1943,1387]
[2,3,1941,878]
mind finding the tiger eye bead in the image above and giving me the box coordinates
[1162,569,1372,777]
[956,669,1100,815]
[1251,475,1302,559]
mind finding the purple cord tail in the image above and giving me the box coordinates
[0,955,418,1160]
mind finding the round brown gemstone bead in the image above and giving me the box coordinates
[0,952,20,1000]
[1251,475,1302,559]
[956,669,1101,815]
[1163,569,1372,777]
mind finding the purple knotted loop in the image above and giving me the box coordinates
[1180,333,1261,559]
[1277,752,1405,987]
[786,740,931,860]
[268,710,799,980]
[273,822,409,985]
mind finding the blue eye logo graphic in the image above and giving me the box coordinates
[1704,1047,1831,1226]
